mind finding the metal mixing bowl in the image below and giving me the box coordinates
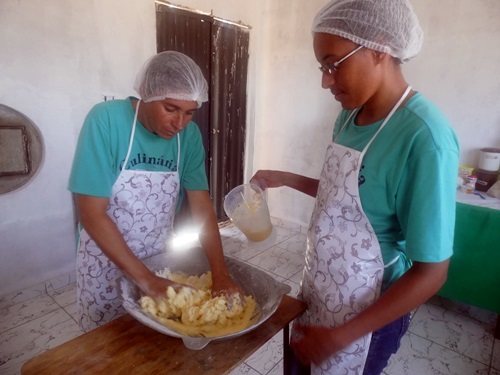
[117,246,291,350]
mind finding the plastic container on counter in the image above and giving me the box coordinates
[474,168,499,192]
[478,148,500,172]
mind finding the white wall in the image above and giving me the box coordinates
[406,0,500,162]
[1,0,499,295]
[0,0,158,295]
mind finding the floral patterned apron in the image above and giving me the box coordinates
[296,86,411,374]
[76,100,181,331]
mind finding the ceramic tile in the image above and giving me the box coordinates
[273,226,299,245]
[228,362,261,375]
[47,283,79,324]
[45,272,76,294]
[0,283,46,311]
[0,294,60,334]
[0,309,82,375]
[247,246,305,280]
[270,217,302,233]
[410,303,494,365]
[288,268,304,286]
[266,359,283,375]
[222,236,268,261]
[245,331,283,374]
[276,232,307,256]
[0,272,76,312]
[47,282,77,308]
[492,338,500,370]
[62,302,79,324]
[219,223,242,239]
[429,295,498,326]
[384,332,490,375]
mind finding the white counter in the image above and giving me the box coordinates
[456,187,500,210]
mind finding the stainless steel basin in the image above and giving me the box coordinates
[117,246,291,350]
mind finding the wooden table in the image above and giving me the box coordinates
[22,295,306,375]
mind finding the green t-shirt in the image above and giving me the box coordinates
[68,98,208,211]
[333,93,459,291]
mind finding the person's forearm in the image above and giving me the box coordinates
[282,172,319,197]
[198,211,229,277]
[199,221,231,283]
[251,170,319,197]
[186,190,230,279]
[338,260,449,344]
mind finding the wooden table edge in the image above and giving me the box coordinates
[21,295,306,375]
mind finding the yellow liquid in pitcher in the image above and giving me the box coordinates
[243,225,273,242]
[232,198,272,242]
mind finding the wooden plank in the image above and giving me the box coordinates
[22,295,306,375]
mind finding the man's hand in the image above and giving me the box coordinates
[290,323,351,366]
[137,273,193,299]
[211,272,245,298]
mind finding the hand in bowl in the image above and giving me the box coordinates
[139,273,194,300]
[212,273,247,308]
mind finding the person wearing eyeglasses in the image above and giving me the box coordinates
[251,0,459,374]
[68,51,242,332]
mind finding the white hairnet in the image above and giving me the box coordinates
[134,51,208,107]
[312,0,424,62]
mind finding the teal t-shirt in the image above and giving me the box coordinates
[68,98,208,211]
[333,93,459,291]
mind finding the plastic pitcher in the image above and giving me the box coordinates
[223,183,273,242]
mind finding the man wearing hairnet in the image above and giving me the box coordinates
[69,51,242,332]
[252,0,459,374]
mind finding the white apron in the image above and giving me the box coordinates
[76,100,181,331]
[297,87,411,374]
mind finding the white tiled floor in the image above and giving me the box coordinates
[1,219,499,375]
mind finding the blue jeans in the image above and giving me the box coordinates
[363,312,412,375]
[287,313,411,375]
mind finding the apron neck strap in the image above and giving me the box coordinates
[359,85,412,159]
[176,132,180,170]
[122,99,141,169]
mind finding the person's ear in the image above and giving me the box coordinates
[373,50,390,65]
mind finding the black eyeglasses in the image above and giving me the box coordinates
[318,45,364,75]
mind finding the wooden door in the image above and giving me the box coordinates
[156,4,249,221]
[209,20,249,219]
